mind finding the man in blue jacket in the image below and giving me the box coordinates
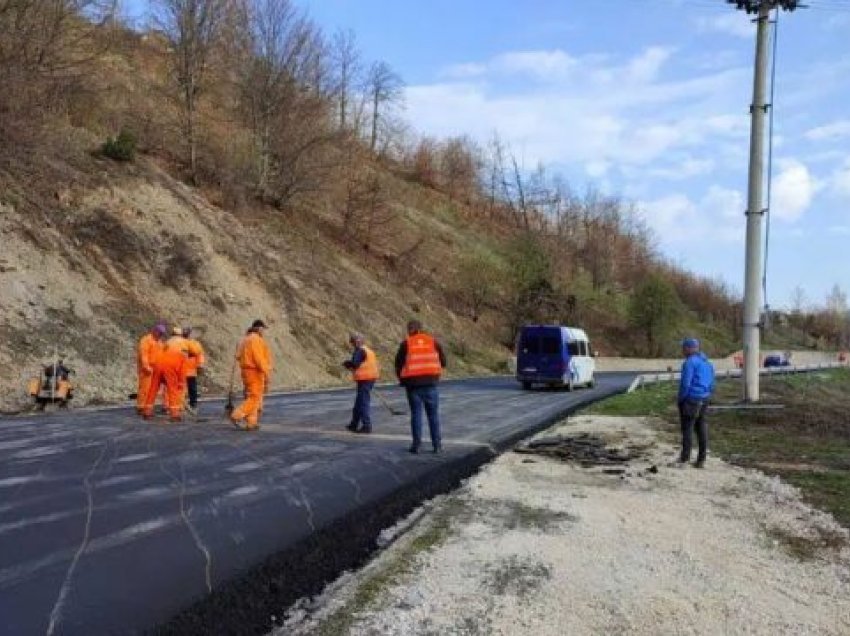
[678,337,715,468]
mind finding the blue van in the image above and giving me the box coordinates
[516,325,595,390]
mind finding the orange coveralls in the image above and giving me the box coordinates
[143,348,188,420]
[137,333,165,414]
[231,332,272,429]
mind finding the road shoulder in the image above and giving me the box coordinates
[283,415,850,636]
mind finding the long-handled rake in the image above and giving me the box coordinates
[375,388,405,416]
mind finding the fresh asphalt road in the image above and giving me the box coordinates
[0,373,635,635]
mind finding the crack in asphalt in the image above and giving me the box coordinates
[45,441,109,636]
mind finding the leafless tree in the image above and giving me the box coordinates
[329,28,362,133]
[0,0,116,138]
[790,285,806,315]
[233,0,325,197]
[365,60,403,154]
[153,0,228,183]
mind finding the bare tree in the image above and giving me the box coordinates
[153,0,228,183]
[790,285,806,315]
[0,0,116,138]
[233,0,325,197]
[329,28,361,132]
[365,60,403,154]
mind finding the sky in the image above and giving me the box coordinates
[123,0,850,310]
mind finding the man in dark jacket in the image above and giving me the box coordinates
[395,320,447,454]
[343,333,380,434]
[677,337,715,468]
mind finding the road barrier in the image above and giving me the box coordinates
[627,362,846,393]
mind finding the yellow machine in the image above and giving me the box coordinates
[28,360,74,410]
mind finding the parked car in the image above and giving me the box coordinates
[763,352,791,368]
[515,325,595,390]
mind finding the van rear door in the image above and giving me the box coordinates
[518,327,565,381]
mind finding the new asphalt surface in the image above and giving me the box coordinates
[0,373,635,635]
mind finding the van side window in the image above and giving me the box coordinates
[567,342,580,356]
[579,341,588,356]
[586,341,593,356]
[542,337,560,355]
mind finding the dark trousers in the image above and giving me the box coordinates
[406,385,441,450]
[679,398,708,462]
[186,376,199,408]
[350,381,374,431]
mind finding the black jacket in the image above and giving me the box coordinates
[394,333,447,387]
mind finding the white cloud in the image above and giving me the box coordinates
[639,186,744,246]
[494,50,578,80]
[406,48,749,173]
[695,13,754,39]
[831,158,850,199]
[440,62,487,79]
[772,159,816,222]
[805,120,850,142]
[626,46,674,84]
[703,185,744,220]
[585,160,611,179]
[645,157,716,180]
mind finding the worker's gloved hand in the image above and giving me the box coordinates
[342,361,354,369]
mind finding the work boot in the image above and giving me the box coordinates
[356,427,372,434]
[185,405,197,416]
[346,424,358,432]
[694,459,705,469]
[432,445,442,454]
[408,445,419,454]
[231,419,246,431]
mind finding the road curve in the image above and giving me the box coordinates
[0,373,635,635]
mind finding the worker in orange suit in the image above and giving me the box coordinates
[142,342,188,421]
[182,326,205,414]
[231,319,272,431]
[136,323,166,415]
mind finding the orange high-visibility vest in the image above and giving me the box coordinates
[400,333,442,379]
[353,346,380,382]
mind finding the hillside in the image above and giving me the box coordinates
[0,5,831,411]
[0,142,515,410]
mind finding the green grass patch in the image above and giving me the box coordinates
[589,368,850,529]
[587,381,676,418]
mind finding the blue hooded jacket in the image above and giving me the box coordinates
[679,352,715,402]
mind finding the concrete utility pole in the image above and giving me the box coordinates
[728,0,801,402]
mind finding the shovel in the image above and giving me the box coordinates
[224,357,237,416]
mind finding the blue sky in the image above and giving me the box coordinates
[123,0,850,310]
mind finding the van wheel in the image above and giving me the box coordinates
[522,382,532,390]
[565,380,573,392]
[588,378,595,388]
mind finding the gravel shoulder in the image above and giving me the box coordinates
[283,415,850,636]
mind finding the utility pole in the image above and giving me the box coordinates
[728,0,800,402]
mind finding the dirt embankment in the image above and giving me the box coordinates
[0,156,506,412]
[285,416,850,635]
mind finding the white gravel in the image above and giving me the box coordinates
[284,416,850,636]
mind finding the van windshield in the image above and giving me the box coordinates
[567,341,580,356]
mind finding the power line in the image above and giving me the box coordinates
[762,7,780,322]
